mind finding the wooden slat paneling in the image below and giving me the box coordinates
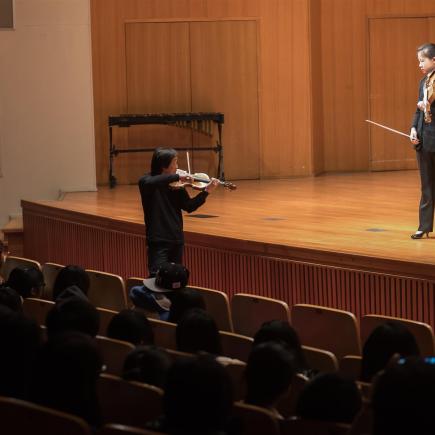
[23,207,435,330]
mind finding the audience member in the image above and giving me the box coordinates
[30,331,102,427]
[245,342,295,417]
[0,305,41,399]
[176,308,221,355]
[296,373,362,424]
[46,297,100,339]
[5,266,44,299]
[52,265,90,301]
[129,262,189,321]
[123,346,172,388]
[372,356,435,435]
[107,309,154,345]
[360,321,420,382]
[0,286,23,312]
[168,288,206,323]
[160,354,234,435]
[253,320,310,375]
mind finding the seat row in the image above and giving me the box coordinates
[0,394,350,435]
[3,255,435,362]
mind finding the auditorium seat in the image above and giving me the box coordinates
[97,425,161,435]
[148,318,177,350]
[360,314,435,356]
[41,262,64,300]
[0,396,91,435]
[187,285,233,332]
[291,304,361,360]
[280,418,350,435]
[95,336,135,376]
[97,374,163,427]
[0,255,41,281]
[126,277,144,297]
[97,307,119,336]
[86,269,127,311]
[220,331,254,362]
[233,402,280,435]
[22,297,55,326]
[302,345,339,373]
[231,293,290,337]
[339,355,362,381]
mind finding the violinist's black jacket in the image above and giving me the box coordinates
[138,173,208,244]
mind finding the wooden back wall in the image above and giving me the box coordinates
[91,0,435,185]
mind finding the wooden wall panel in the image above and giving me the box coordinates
[190,20,260,179]
[90,0,313,184]
[368,17,427,171]
[319,0,368,172]
[319,0,435,173]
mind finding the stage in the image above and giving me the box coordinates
[22,171,435,329]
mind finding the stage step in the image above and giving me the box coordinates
[1,216,23,257]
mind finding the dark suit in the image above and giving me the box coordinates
[411,76,435,232]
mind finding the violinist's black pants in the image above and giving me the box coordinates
[147,242,183,277]
[417,148,435,232]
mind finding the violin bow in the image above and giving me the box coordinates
[186,151,191,174]
[365,119,410,139]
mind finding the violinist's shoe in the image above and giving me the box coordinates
[411,231,430,239]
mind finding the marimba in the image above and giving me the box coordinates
[108,112,224,188]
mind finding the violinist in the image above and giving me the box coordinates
[410,43,435,239]
[138,147,219,276]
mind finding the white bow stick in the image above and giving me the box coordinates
[365,119,411,139]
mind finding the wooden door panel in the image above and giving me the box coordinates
[122,22,191,183]
[190,20,260,180]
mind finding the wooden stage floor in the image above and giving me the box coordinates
[22,170,435,328]
[25,170,435,279]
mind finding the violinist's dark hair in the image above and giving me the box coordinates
[151,148,177,175]
[417,43,435,59]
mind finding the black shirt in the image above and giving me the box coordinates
[138,173,208,244]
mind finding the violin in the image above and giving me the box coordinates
[424,70,435,123]
[170,169,237,191]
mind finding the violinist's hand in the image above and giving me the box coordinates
[410,127,420,145]
[205,178,219,193]
[417,100,426,111]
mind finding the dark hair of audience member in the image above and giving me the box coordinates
[253,320,309,373]
[372,357,435,435]
[163,354,233,435]
[296,373,362,424]
[46,298,100,339]
[0,286,23,312]
[245,342,295,409]
[176,308,222,356]
[6,267,44,299]
[360,321,420,382]
[107,309,154,345]
[167,288,206,324]
[30,331,102,427]
[123,346,172,388]
[0,305,41,399]
[52,265,90,301]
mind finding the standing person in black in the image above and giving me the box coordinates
[139,148,218,276]
[410,43,435,239]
